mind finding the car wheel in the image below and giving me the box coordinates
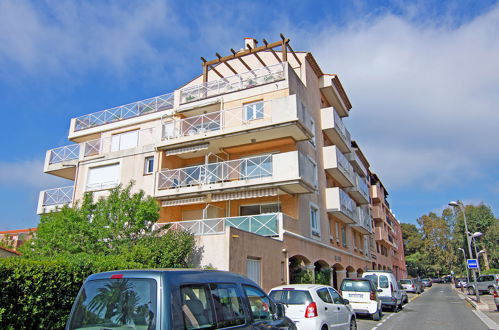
[392,304,398,312]
[489,286,495,295]
[321,325,328,330]
[349,317,357,330]
[372,308,381,321]
[468,287,475,295]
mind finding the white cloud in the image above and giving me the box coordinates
[298,5,499,191]
[0,159,69,189]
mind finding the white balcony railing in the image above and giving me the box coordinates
[49,145,80,164]
[42,186,74,206]
[156,213,281,237]
[158,154,273,189]
[74,92,174,131]
[179,63,285,104]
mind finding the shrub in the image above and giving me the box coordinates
[0,254,142,330]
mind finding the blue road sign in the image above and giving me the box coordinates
[467,259,479,269]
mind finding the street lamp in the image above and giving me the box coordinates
[458,247,470,283]
[449,201,480,303]
[471,232,483,275]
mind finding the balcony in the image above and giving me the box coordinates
[37,186,73,214]
[321,107,351,153]
[325,187,358,224]
[347,151,368,178]
[45,128,158,178]
[370,184,384,202]
[159,95,313,151]
[155,151,316,199]
[156,213,283,237]
[323,146,354,187]
[346,173,370,205]
[375,226,390,243]
[179,63,285,105]
[371,204,384,220]
[351,206,372,235]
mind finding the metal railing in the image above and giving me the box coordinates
[74,92,174,131]
[355,173,370,200]
[336,148,354,183]
[339,188,357,220]
[162,101,272,139]
[179,63,285,104]
[357,206,372,232]
[333,109,351,145]
[299,153,318,189]
[158,154,273,189]
[42,186,74,206]
[156,213,281,237]
[49,145,80,164]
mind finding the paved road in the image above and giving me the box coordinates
[357,284,488,330]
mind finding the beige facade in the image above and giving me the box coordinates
[39,38,405,291]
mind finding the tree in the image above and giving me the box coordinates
[400,223,423,256]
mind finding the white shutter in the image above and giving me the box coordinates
[86,163,120,190]
[111,130,138,152]
[247,258,261,285]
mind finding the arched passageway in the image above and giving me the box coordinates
[332,263,345,289]
[289,255,312,284]
[314,260,331,285]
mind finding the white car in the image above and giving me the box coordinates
[269,284,356,330]
[363,271,403,312]
[340,278,383,320]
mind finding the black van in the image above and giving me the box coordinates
[66,269,296,330]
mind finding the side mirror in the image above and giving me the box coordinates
[343,299,350,305]
[275,303,286,319]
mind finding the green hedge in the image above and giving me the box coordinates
[0,254,143,330]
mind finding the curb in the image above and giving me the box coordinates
[451,285,499,330]
[408,286,431,303]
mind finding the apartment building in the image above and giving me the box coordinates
[369,174,407,279]
[0,228,36,251]
[38,36,400,291]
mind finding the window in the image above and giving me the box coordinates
[309,117,316,147]
[209,283,246,328]
[240,203,280,216]
[310,204,320,237]
[86,163,120,191]
[144,156,154,174]
[244,101,264,121]
[379,275,389,288]
[316,288,333,303]
[111,130,139,152]
[243,285,273,321]
[181,284,215,329]
[328,288,344,304]
[247,258,261,285]
[341,226,347,248]
[335,222,339,241]
[269,290,312,305]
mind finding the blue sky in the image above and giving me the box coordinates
[0,0,498,230]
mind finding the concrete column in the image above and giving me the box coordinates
[347,272,357,279]
[336,270,347,286]
[305,265,315,283]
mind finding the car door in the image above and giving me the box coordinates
[242,285,295,330]
[328,287,350,329]
[316,287,339,329]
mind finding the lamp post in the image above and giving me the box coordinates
[471,232,483,275]
[449,201,480,303]
[458,247,470,283]
[477,249,486,276]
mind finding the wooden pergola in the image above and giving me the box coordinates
[200,34,301,83]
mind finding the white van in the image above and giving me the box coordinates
[362,271,403,312]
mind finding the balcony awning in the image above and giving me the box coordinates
[161,197,206,207]
[211,188,278,202]
[165,143,209,156]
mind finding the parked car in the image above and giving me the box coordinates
[467,274,499,295]
[362,271,403,312]
[399,279,423,294]
[421,278,432,287]
[398,282,409,304]
[66,269,297,330]
[269,284,356,330]
[454,277,468,288]
[339,278,383,321]
[432,277,443,284]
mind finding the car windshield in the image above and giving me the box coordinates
[67,278,157,330]
[269,289,312,305]
[364,274,378,287]
[341,280,372,292]
[400,280,412,284]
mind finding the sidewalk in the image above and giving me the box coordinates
[452,285,499,329]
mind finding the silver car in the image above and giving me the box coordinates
[467,274,499,295]
[399,279,423,294]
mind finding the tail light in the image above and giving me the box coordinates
[370,291,376,301]
[305,302,318,318]
[412,284,415,288]
[493,291,498,298]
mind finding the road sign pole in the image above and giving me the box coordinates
[461,204,480,303]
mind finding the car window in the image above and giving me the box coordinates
[269,290,312,305]
[243,285,273,321]
[341,280,372,292]
[400,280,411,285]
[379,275,389,288]
[209,283,246,328]
[181,284,216,330]
[317,288,333,303]
[364,274,378,287]
[328,288,344,304]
